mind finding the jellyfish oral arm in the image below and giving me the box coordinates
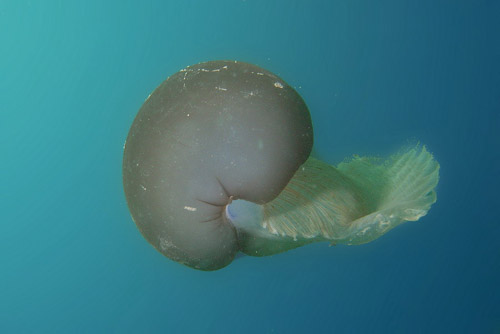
[230,146,439,257]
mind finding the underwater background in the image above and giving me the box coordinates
[2,0,499,333]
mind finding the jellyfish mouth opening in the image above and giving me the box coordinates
[223,199,264,232]
[222,195,236,224]
[225,200,236,223]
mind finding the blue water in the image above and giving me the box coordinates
[2,1,499,332]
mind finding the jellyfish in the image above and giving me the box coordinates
[122,60,439,271]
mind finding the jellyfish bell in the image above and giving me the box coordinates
[123,60,313,270]
[122,60,440,271]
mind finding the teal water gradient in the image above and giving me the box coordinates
[1,0,499,332]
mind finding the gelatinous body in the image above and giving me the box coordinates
[123,60,439,271]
